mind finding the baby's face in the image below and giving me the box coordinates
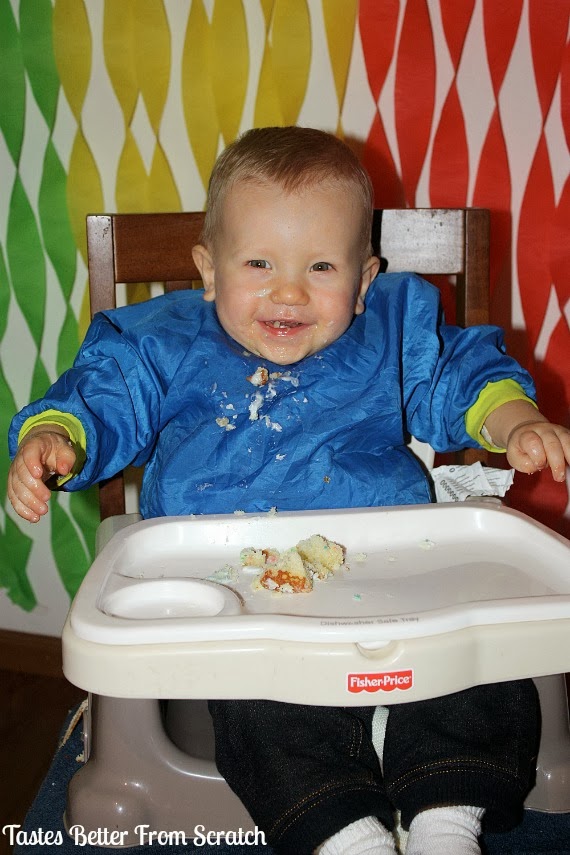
[192,179,379,365]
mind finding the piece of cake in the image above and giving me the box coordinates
[296,534,345,580]
[243,533,344,594]
[240,546,279,568]
[253,547,313,593]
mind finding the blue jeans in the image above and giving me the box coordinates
[209,680,539,855]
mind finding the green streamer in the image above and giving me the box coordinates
[0,245,9,340]
[0,0,25,163]
[57,304,80,375]
[7,177,46,349]
[50,493,92,598]
[0,516,36,611]
[30,352,51,405]
[69,489,98,563]
[19,0,59,130]
[39,141,77,302]
[0,365,17,506]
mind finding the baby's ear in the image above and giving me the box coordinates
[355,255,380,315]
[192,244,216,301]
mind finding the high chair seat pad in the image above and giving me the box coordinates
[63,502,570,702]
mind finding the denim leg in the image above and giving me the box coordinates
[208,699,393,855]
[382,680,540,832]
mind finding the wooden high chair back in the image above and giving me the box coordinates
[86,208,490,521]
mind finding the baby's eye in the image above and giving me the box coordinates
[311,262,332,272]
[248,259,270,269]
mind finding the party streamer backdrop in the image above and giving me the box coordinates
[0,0,568,634]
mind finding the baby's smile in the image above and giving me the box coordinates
[262,319,306,330]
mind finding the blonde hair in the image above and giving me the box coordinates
[202,126,374,258]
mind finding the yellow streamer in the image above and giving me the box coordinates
[53,0,92,122]
[134,0,171,133]
[322,0,358,113]
[115,130,149,213]
[255,0,311,127]
[273,0,311,124]
[254,43,284,128]
[211,0,249,145]
[182,0,220,193]
[67,132,105,338]
[103,0,138,123]
[66,134,104,261]
[149,145,181,212]
[260,0,275,28]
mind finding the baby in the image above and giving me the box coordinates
[8,127,570,855]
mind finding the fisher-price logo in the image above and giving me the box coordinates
[347,670,414,694]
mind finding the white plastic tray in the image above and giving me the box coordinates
[70,502,570,646]
[62,502,570,701]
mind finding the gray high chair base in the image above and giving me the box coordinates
[65,679,570,842]
[65,696,255,837]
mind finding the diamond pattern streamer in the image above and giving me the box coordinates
[0,1,568,628]
[53,0,103,256]
[0,8,43,606]
[1,1,98,612]
[483,0,523,95]
[473,1,523,301]
[394,0,436,204]
[32,0,99,587]
[552,40,570,308]
[429,5,472,206]
[359,0,569,534]
[358,0,404,206]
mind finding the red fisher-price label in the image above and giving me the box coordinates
[347,669,414,694]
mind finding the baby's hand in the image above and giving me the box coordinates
[506,421,570,483]
[7,429,76,523]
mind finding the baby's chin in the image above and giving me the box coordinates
[231,331,318,366]
[245,344,314,367]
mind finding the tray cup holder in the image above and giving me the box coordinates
[102,579,242,620]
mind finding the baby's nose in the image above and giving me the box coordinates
[269,278,309,305]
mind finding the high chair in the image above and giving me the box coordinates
[61,208,570,844]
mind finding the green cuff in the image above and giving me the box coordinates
[17,410,87,485]
[465,379,537,452]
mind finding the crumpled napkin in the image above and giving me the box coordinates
[431,461,514,503]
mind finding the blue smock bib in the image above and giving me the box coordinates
[9,273,535,518]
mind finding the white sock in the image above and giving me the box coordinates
[405,805,485,855]
[315,815,398,855]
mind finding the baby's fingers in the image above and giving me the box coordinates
[517,426,570,482]
[21,431,76,480]
[542,429,570,482]
[7,460,51,522]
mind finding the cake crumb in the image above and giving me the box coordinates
[249,392,264,420]
[247,366,269,386]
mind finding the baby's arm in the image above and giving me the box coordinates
[7,425,77,523]
[484,400,570,482]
